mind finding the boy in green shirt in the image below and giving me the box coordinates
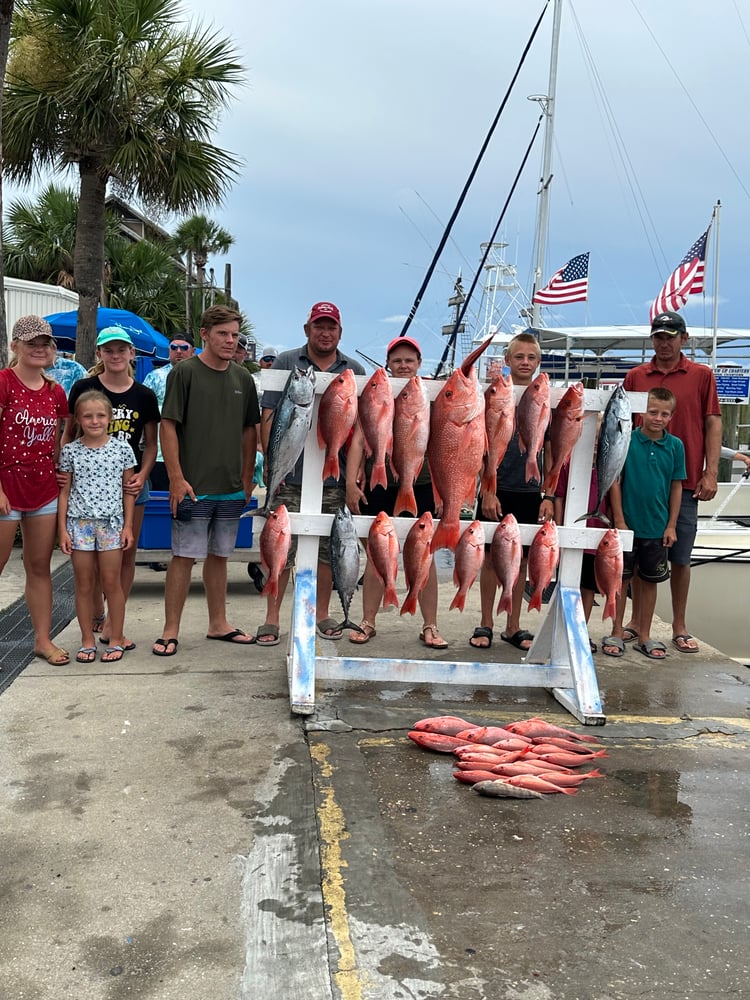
[603,387,686,659]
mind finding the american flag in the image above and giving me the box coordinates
[532,252,590,304]
[649,228,710,322]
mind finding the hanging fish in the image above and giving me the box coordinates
[576,383,632,525]
[260,366,316,513]
[329,506,363,634]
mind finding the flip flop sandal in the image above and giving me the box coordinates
[35,646,70,665]
[101,645,125,663]
[500,629,534,651]
[420,625,448,649]
[99,637,136,651]
[92,614,106,634]
[349,620,376,644]
[75,647,97,664]
[622,627,638,643]
[255,624,280,646]
[206,629,255,644]
[671,634,699,653]
[316,618,343,640]
[634,640,668,660]
[152,637,179,657]
[601,635,625,657]
[469,626,493,649]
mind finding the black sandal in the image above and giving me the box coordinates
[469,626,493,649]
[500,629,534,650]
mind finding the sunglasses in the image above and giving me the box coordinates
[170,343,191,351]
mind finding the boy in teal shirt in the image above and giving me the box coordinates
[603,387,686,659]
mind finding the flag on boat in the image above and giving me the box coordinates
[533,252,589,304]
[649,227,710,322]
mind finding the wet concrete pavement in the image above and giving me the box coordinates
[1,546,749,999]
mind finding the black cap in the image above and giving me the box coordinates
[650,311,686,336]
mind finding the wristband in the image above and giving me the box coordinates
[541,494,555,502]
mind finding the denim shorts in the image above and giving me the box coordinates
[135,481,150,506]
[171,495,245,559]
[67,516,124,552]
[668,489,698,566]
[0,497,58,522]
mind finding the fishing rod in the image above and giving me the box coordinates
[396,1,552,342]
[433,116,543,379]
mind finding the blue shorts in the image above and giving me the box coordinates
[668,490,698,566]
[67,516,124,552]
[135,481,150,506]
[171,495,245,559]
[0,497,58,522]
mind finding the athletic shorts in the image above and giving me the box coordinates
[622,537,670,584]
[67,516,124,552]
[274,482,345,569]
[485,489,542,555]
[0,497,58,522]
[362,481,434,519]
[668,489,698,566]
[580,551,598,594]
[171,495,245,560]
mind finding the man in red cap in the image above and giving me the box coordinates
[254,302,366,645]
[622,310,721,654]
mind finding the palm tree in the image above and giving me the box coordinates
[106,238,186,338]
[171,214,234,336]
[0,0,16,367]
[4,183,81,286]
[3,0,244,366]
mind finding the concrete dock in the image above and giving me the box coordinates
[1,543,748,1000]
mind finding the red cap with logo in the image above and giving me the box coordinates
[307,301,342,325]
[386,335,422,360]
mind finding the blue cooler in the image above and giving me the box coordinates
[137,493,258,549]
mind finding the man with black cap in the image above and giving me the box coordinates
[622,310,721,653]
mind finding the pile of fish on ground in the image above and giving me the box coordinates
[408,715,607,799]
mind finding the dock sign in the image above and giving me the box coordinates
[715,366,750,404]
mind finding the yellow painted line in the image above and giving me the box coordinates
[310,741,366,1000]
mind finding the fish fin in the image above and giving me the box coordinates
[340,618,364,634]
[541,469,559,495]
[449,591,466,612]
[574,508,610,526]
[400,592,418,616]
[525,454,541,484]
[496,589,513,616]
[383,586,400,609]
[393,485,417,517]
[431,518,460,553]
[527,588,542,612]
[322,453,340,481]
[369,462,388,491]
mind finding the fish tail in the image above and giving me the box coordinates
[541,469,559,496]
[527,588,542,612]
[431,518,460,553]
[496,588,513,616]
[525,453,540,484]
[369,462,389,491]
[480,469,497,498]
[383,585,400,609]
[449,590,466,612]
[393,484,417,517]
[340,618,364,634]
[322,452,340,482]
[260,577,278,599]
[574,507,610,526]
[400,591,418,616]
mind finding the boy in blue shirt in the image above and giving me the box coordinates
[602,387,686,659]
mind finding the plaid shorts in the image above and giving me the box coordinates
[273,482,345,569]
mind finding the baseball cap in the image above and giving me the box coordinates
[650,311,686,336]
[386,335,422,360]
[236,334,249,350]
[307,301,342,325]
[96,326,134,347]
[12,315,55,342]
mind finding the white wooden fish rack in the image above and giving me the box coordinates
[259,370,645,725]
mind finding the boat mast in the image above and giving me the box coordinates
[530,0,563,329]
[711,200,721,369]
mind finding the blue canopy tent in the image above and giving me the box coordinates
[43,307,171,381]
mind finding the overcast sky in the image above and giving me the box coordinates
[166,2,750,364]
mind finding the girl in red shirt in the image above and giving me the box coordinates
[0,315,70,665]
